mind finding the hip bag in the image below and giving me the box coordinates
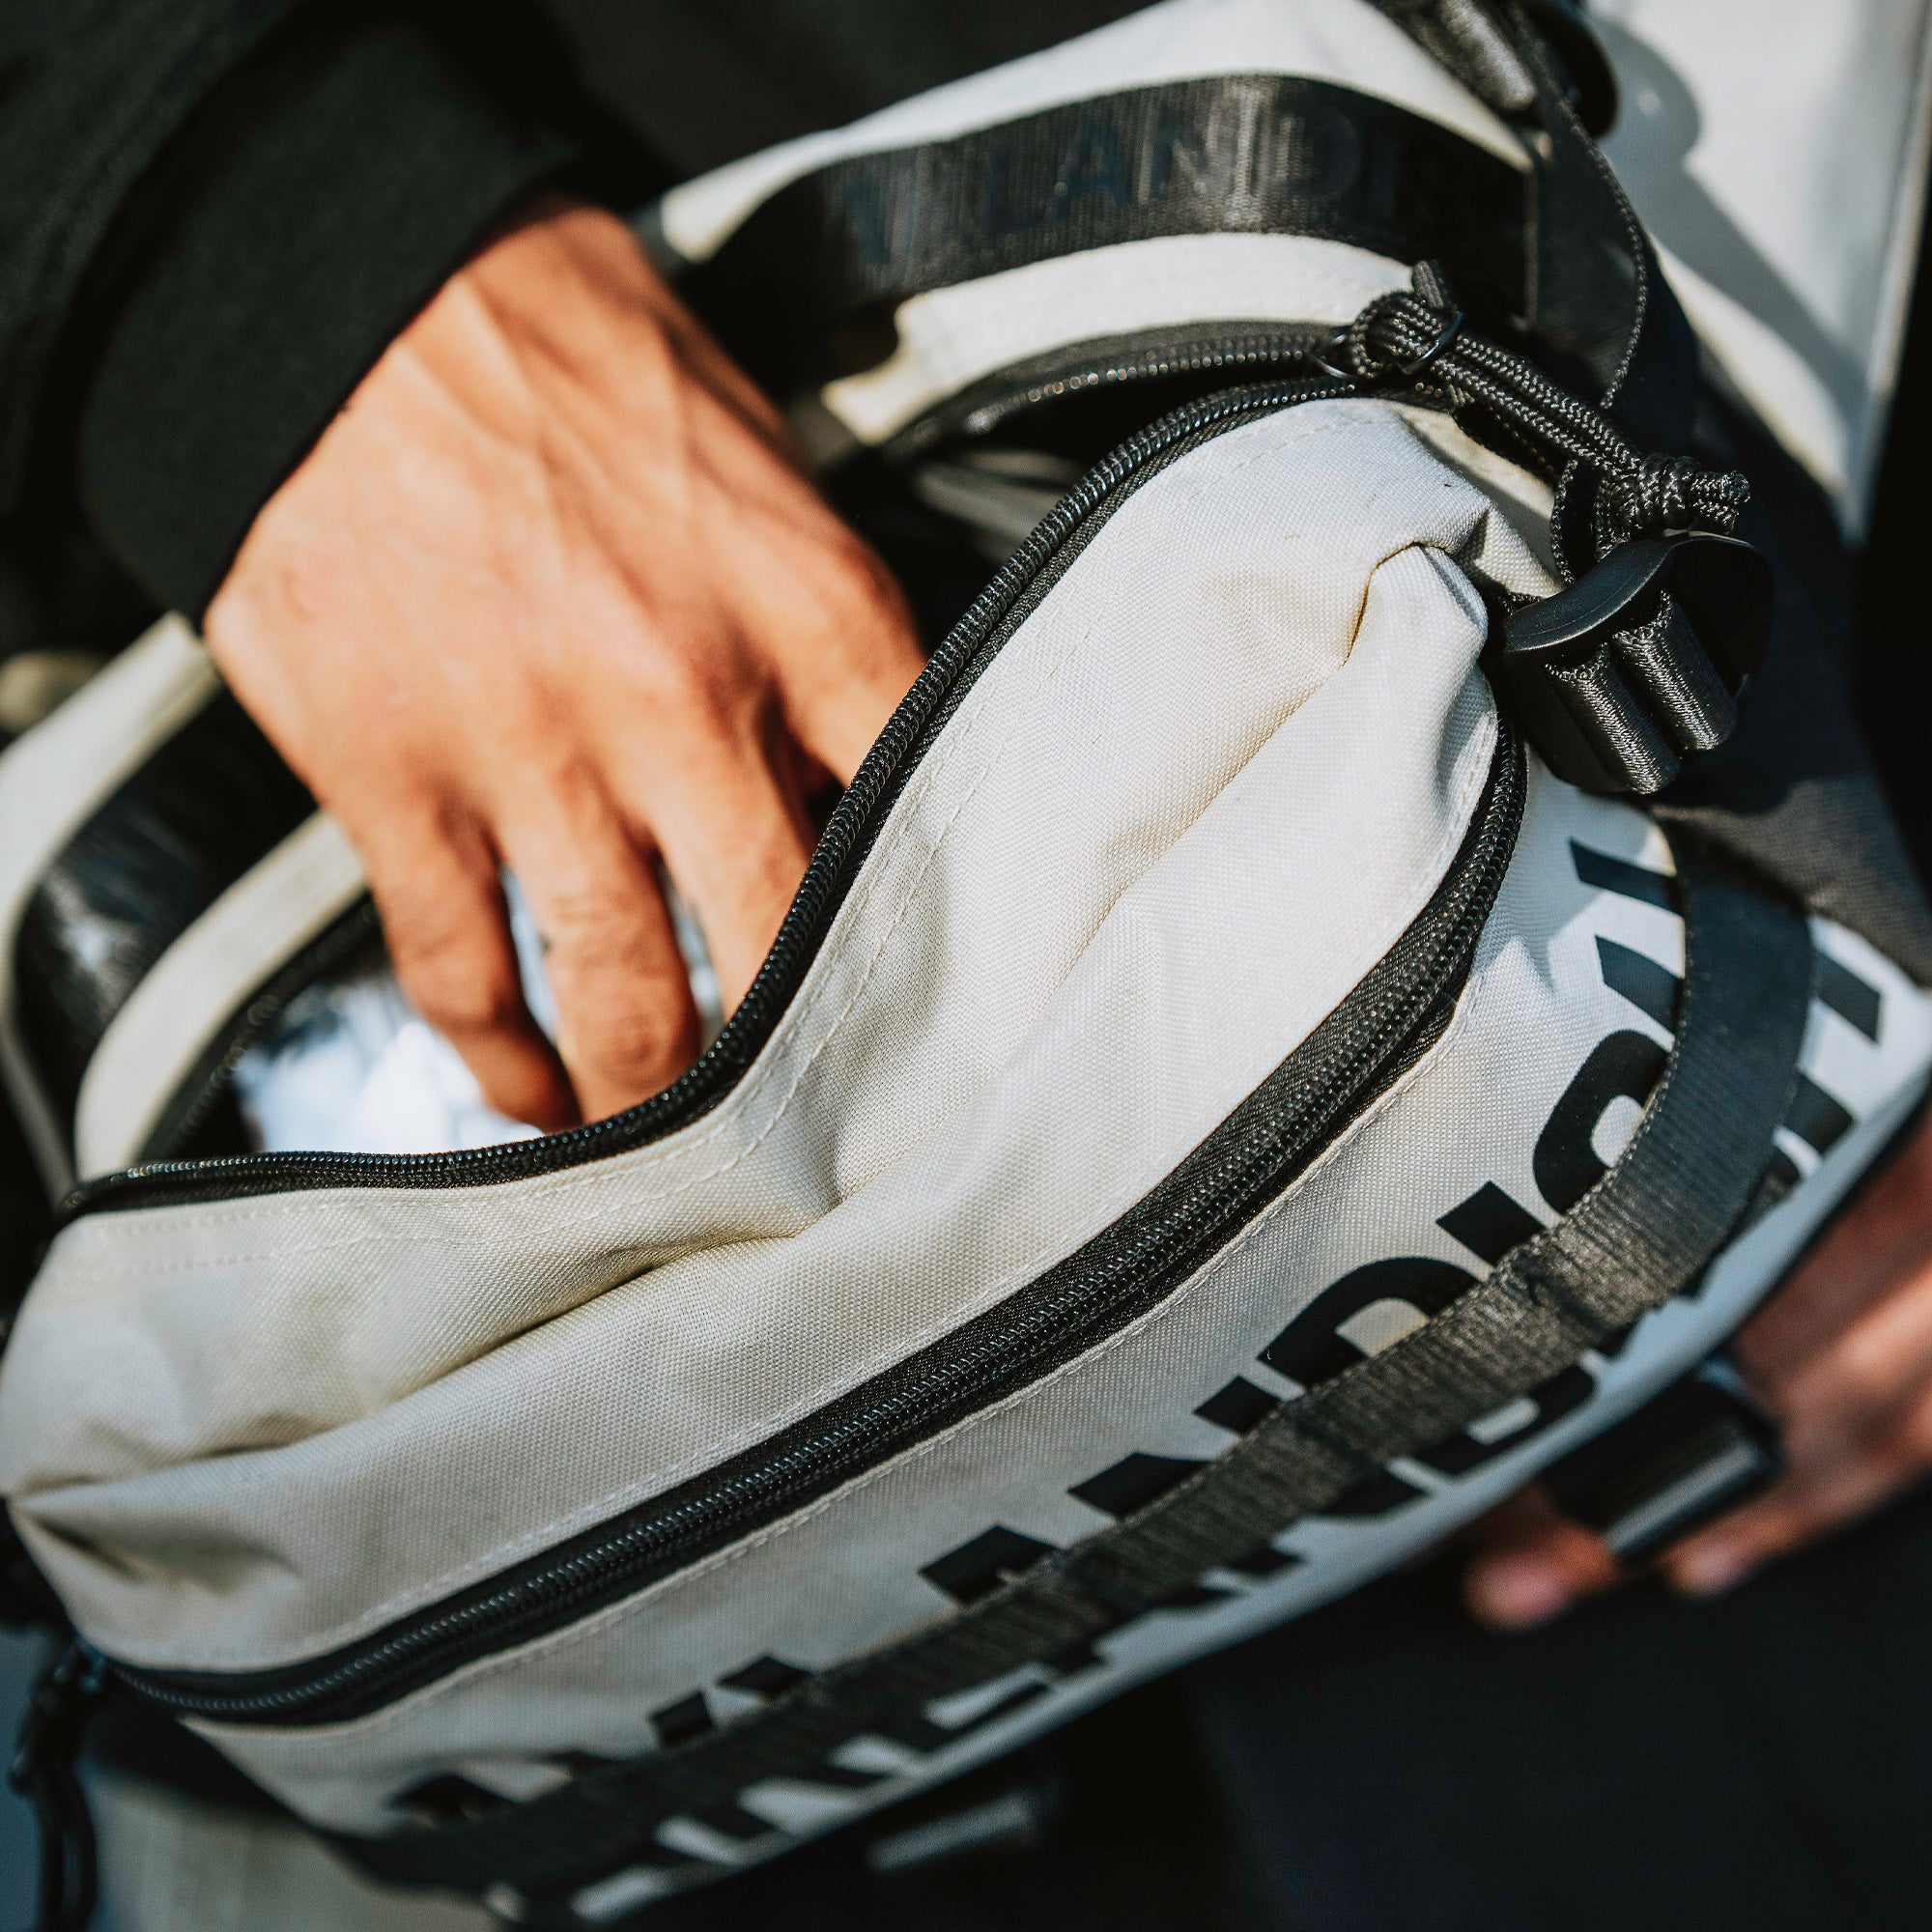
[3,3,1931,1924]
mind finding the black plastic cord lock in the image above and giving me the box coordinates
[1489,532,1773,796]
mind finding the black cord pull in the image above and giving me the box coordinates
[1319,264,1771,794]
[9,1640,104,1932]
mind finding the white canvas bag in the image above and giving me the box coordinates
[3,3,1931,1923]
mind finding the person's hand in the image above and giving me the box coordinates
[1464,1107,1932,1627]
[204,196,924,1130]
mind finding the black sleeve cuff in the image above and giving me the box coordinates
[74,16,581,621]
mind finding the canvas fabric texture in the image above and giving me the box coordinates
[88,1772,495,1932]
[1,1,1930,1918]
[2,393,1928,1879]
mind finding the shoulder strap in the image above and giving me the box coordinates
[1385,0,1932,981]
[342,845,1813,1918]
[679,71,1533,396]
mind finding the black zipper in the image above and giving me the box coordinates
[105,726,1521,1729]
[59,370,1359,1224]
[880,323,1328,458]
[68,366,1524,1729]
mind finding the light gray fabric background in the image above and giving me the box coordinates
[6,0,1932,1915]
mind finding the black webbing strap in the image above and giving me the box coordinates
[1363,0,1694,476]
[1401,2,1932,980]
[679,73,1529,393]
[675,7,1699,574]
[1503,6,1699,575]
[343,848,1811,1910]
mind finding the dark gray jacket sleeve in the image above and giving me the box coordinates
[0,3,629,618]
[0,0,312,513]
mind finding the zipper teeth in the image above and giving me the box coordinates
[102,365,1516,1727]
[949,330,1322,440]
[115,731,1520,1728]
[110,374,1357,1720]
[61,371,1344,1224]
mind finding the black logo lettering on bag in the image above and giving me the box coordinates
[1261,1256,1478,1387]
[1569,839,1676,909]
[1533,1030,1669,1215]
[1815,952,1882,1039]
[1596,935,1681,1028]
[921,1526,1058,1605]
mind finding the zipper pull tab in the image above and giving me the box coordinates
[9,1638,106,1932]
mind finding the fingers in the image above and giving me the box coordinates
[1657,1363,1932,1598]
[623,732,815,1015]
[361,811,578,1133]
[1463,1276,1932,1628]
[496,767,701,1122]
[1463,1486,1623,1630]
[1458,1121,1932,1629]
[1641,1225,1932,1598]
[1725,1112,1932,1384]
[752,535,928,786]
[1461,1384,1932,1632]
[1740,1239,1932,1435]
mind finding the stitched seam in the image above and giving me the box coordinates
[65,416,1458,1274]
[271,895,1489,1739]
[25,430,1510,1665]
[75,696,1497,1665]
[61,406,1436,1263]
[53,601,1099,1271]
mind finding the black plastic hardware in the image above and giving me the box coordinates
[1290,265,1760,800]
[1490,533,1774,795]
[107,741,1523,1732]
[1541,1356,1783,1564]
[9,1639,105,1932]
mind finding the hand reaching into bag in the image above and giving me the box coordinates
[1464,1107,1932,1626]
[203,197,925,1131]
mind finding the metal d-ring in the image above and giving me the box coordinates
[1308,308,1465,385]
[1308,327,1360,384]
[1392,307,1465,380]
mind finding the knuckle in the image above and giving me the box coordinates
[546,922,696,1087]
[633,640,751,745]
[1822,1339,1900,1415]
[384,908,525,1038]
[407,960,526,1040]
[537,881,648,966]
[826,538,907,629]
[635,639,717,715]
[564,986,698,1092]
